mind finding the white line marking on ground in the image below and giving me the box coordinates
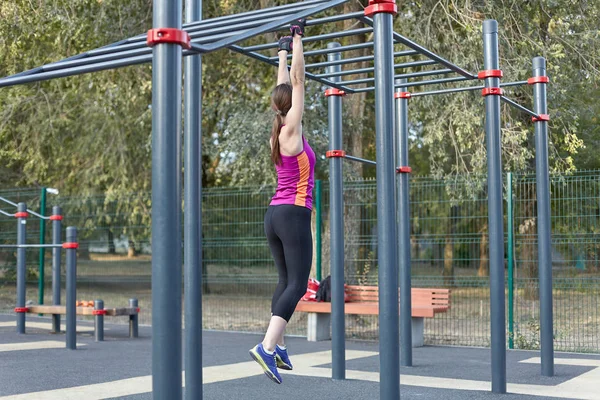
[0,341,86,352]
[0,321,96,333]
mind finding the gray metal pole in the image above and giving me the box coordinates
[51,206,62,334]
[16,203,27,334]
[184,0,203,393]
[151,0,183,397]
[94,299,104,342]
[482,19,506,394]
[129,298,139,338]
[373,8,400,400]
[532,56,554,377]
[65,226,77,350]
[395,78,412,367]
[327,42,346,381]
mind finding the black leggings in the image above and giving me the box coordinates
[265,205,312,322]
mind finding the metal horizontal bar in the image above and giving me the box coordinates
[228,45,355,94]
[342,72,464,87]
[345,155,376,166]
[272,41,375,61]
[360,16,477,79]
[410,80,529,97]
[0,244,64,249]
[316,59,438,78]
[0,210,14,217]
[243,27,372,52]
[501,96,539,118]
[0,196,18,207]
[200,0,352,53]
[306,50,418,69]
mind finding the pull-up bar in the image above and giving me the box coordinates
[0,196,49,220]
[316,59,438,78]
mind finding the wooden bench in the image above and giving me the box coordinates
[295,286,450,346]
[24,300,139,340]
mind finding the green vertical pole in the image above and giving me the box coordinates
[38,187,47,307]
[507,173,514,349]
[315,180,322,282]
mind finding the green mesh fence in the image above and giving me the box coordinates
[0,171,598,351]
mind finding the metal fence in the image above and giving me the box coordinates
[0,171,598,352]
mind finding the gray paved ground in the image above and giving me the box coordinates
[1,314,596,400]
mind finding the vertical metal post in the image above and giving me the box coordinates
[51,206,62,334]
[151,0,183,396]
[483,19,506,394]
[315,179,322,282]
[94,299,104,342]
[532,56,554,377]
[507,172,515,350]
[395,78,412,366]
[16,203,27,334]
[38,187,47,307]
[129,298,139,338]
[373,8,400,400]
[184,0,203,398]
[65,226,77,350]
[327,42,345,381]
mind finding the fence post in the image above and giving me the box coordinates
[315,179,322,282]
[38,187,47,308]
[507,172,514,349]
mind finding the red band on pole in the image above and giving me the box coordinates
[478,70,503,79]
[324,89,345,97]
[136,307,141,313]
[532,114,550,122]
[364,0,397,17]
[49,215,63,221]
[14,212,28,218]
[147,28,191,50]
[528,76,550,85]
[482,87,503,97]
[396,166,412,174]
[395,92,411,99]
[92,309,107,316]
[326,150,346,158]
[62,242,79,249]
[14,307,29,313]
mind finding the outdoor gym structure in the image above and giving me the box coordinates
[0,1,554,399]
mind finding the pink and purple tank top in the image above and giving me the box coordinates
[270,135,316,210]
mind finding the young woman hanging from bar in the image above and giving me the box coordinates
[249,18,315,385]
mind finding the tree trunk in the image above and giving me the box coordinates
[477,223,489,277]
[107,229,116,254]
[128,239,138,258]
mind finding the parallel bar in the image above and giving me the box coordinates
[532,56,554,377]
[0,209,13,217]
[244,27,373,52]
[0,197,49,220]
[316,60,438,78]
[409,80,528,97]
[273,41,375,60]
[0,196,18,207]
[483,19,507,394]
[364,16,476,79]
[327,43,346,381]
[51,206,62,334]
[373,10,400,400]
[201,0,351,52]
[65,227,77,350]
[16,203,27,335]
[345,155,377,166]
[340,68,454,85]
[151,0,183,397]
[306,50,418,69]
[395,78,412,367]
[229,45,355,93]
[184,0,203,397]
[0,244,63,249]
[501,96,539,118]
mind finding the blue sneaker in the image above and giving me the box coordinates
[275,346,293,370]
[249,343,282,384]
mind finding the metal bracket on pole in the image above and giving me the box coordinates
[364,0,398,17]
[325,88,346,97]
[532,114,550,122]
[147,28,192,49]
[394,92,411,99]
[326,150,347,158]
[396,166,412,174]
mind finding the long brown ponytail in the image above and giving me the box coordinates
[270,83,292,165]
